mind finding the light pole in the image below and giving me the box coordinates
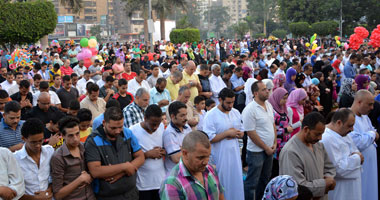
[148,0,153,52]
[340,0,343,38]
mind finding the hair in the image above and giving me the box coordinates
[6,71,14,77]
[33,74,42,81]
[14,72,23,78]
[234,67,243,72]
[4,101,21,114]
[194,95,206,105]
[70,73,78,78]
[48,110,66,124]
[69,100,80,110]
[258,69,268,79]
[104,107,124,122]
[136,69,145,76]
[303,63,312,71]
[151,65,159,70]
[135,88,148,98]
[359,68,369,74]
[178,86,190,95]
[41,62,48,67]
[84,70,91,75]
[200,64,209,71]
[62,75,71,82]
[251,80,262,93]
[156,77,166,85]
[218,88,235,100]
[302,112,326,129]
[87,83,99,93]
[106,99,121,109]
[38,81,49,90]
[77,108,92,122]
[168,101,187,117]
[330,108,354,124]
[172,71,183,79]
[118,78,128,86]
[53,63,60,70]
[0,90,9,99]
[145,104,163,119]
[58,116,80,136]
[236,60,244,66]
[205,99,215,107]
[106,75,115,83]
[211,64,220,71]
[182,130,210,152]
[21,118,45,138]
[223,68,233,75]
[19,80,30,89]
[53,74,61,80]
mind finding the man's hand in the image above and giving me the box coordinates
[106,89,115,96]
[188,118,198,127]
[324,176,336,193]
[145,147,164,159]
[9,143,23,152]
[286,126,294,133]
[315,105,324,112]
[264,146,275,156]
[224,128,238,139]
[123,162,137,176]
[105,172,124,184]
[0,186,17,200]
[158,99,170,107]
[48,133,61,146]
[79,171,93,185]
[236,130,244,139]
[33,190,53,200]
[375,132,379,141]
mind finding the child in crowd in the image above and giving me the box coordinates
[44,111,66,149]
[67,100,80,117]
[112,79,134,110]
[205,98,216,111]
[194,96,206,131]
[77,108,92,143]
[162,113,169,129]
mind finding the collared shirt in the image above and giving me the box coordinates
[163,122,192,173]
[149,87,171,112]
[51,142,96,200]
[0,119,24,148]
[159,159,224,200]
[230,73,245,94]
[127,78,151,96]
[77,78,95,95]
[344,61,356,79]
[242,99,275,152]
[13,145,54,195]
[302,73,312,87]
[80,96,106,121]
[0,147,25,200]
[73,65,86,77]
[123,102,144,128]
[166,77,179,101]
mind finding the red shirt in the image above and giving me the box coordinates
[60,66,73,76]
[121,72,137,81]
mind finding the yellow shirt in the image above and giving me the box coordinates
[80,127,92,143]
[179,71,200,103]
[166,77,180,101]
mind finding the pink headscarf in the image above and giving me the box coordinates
[273,74,286,90]
[286,88,307,114]
[268,87,288,114]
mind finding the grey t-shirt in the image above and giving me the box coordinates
[89,65,102,82]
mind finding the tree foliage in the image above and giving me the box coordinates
[176,16,194,29]
[232,21,249,39]
[271,29,288,39]
[246,0,277,35]
[289,22,311,37]
[90,25,102,43]
[169,29,200,44]
[60,0,82,14]
[0,0,57,50]
[204,6,230,37]
[311,21,338,36]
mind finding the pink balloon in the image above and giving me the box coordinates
[77,53,84,61]
[344,43,349,50]
[84,58,92,68]
[81,48,92,59]
[90,48,98,56]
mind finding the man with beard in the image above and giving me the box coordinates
[279,112,336,200]
[242,81,277,200]
[321,108,363,200]
[203,88,245,200]
[85,107,145,200]
[163,101,192,173]
[149,77,171,112]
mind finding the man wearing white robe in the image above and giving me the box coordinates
[209,64,226,105]
[321,108,363,200]
[349,90,379,200]
[203,88,245,200]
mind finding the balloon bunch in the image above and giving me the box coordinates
[334,36,342,47]
[51,40,60,48]
[305,33,319,54]
[348,26,369,50]
[77,37,98,68]
[6,49,33,70]
[368,25,380,48]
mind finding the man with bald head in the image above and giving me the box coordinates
[349,89,379,200]
[24,92,63,124]
[179,61,202,103]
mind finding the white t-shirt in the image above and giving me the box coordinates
[242,100,275,152]
[1,81,16,93]
[129,122,166,190]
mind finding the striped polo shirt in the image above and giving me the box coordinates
[0,119,24,148]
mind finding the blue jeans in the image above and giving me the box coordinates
[244,151,273,200]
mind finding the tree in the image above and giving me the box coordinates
[176,16,194,29]
[123,0,148,42]
[204,6,230,38]
[311,21,338,36]
[0,0,57,51]
[289,22,311,37]
[246,0,277,36]
[59,0,82,14]
[232,21,249,39]
[90,25,102,42]
[271,29,288,39]
[169,29,200,44]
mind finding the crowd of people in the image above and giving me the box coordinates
[0,36,380,200]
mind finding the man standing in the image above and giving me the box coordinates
[127,69,151,96]
[99,75,117,102]
[160,131,225,200]
[230,67,245,96]
[80,83,106,120]
[130,105,166,200]
[68,45,78,68]
[302,63,313,87]
[0,72,16,92]
[166,71,183,101]
[51,116,95,199]
[343,54,358,79]
[149,77,171,112]
[77,70,95,95]
[24,92,61,124]
[123,88,150,128]
[280,112,336,200]
[242,81,276,200]
[179,61,202,103]
[321,108,363,200]
[0,147,25,200]
[85,107,145,200]
[349,90,379,200]
[0,101,24,152]
[73,60,86,78]
[61,60,74,76]
[10,80,33,120]
[209,64,226,105]
[14,118,54,200]
[57,75,79,113]
[112,79,134,110]
[203,88,245,200]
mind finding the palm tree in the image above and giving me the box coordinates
[60,0,82,14]
[123,0,149,43]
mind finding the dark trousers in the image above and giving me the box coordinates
[244,151,273,200]
[241,132,248,168]
[139,189,159,200]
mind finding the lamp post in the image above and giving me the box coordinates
[340,0,343,38]
[148,0,153,52]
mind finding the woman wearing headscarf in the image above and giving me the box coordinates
[304,85,323,115]
[273,74,286,91]
[314,67,333,116]
[242,66,252,81]
[295,73,306,88]
[284,68,297,93]
[286,88,307,137]
[338,78,357,108]
[355,74,370,90]
[268,88,292,177]
[263,175,299,200]
[311,77,320,86]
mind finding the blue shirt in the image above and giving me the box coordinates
[230,74,245,94]
[92,113,104,130]
[258,60,266,70]
[344,61,356,79]
[149,87,171,112]
[0,119,24,148]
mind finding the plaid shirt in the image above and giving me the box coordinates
[123,102,144,128]
[159,159,224,200]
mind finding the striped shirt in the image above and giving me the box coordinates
[123,102,144,128]
[0,119,24,148]
[159,159,224,200]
